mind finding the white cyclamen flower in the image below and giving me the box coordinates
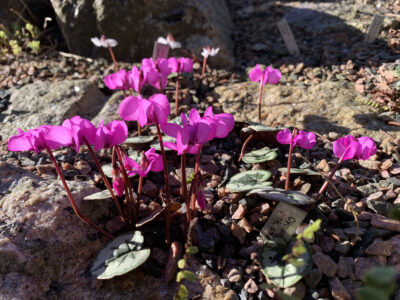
[91,36,118,48]
[201,47,220,58]
[157,34,181,49]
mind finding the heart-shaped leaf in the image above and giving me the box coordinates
[91,231,150,280]
[122,136,155,149]
[278,168,320,176]
[240,124,284,145]
[84,190,113,200]
[227,170,272,193]
[136,206,167,228]
[260,239,313,288]
[247,188,315,205]
[101,163,137,178]
[151,136,176,151]
[242,147,278,164]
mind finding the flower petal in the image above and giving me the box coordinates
[265,66,282,84]
[276,129,292,145]
[249,65,263,83]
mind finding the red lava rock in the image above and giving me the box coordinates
[337,256,355,279]
[244,278,258,294]
[321,235,335,252]
[329,277,351,300]
[312,253,338,277]
[141,180,158,197]
[259,203,270,214]
[366,238,393,256]
[231,223,246,244]
[371,214,400,232]
[238,218,252,233]
[232,204,246,219]
[354,257,381,280]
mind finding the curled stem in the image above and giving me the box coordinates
[84,139,126,222]
[46,145,113,239]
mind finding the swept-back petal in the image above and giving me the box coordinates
[45,126,73,149]
[161,123,181,138]
[265,66,282,84]
[276,128,292,145]
[8,129,33,152]
[249,65,263,83]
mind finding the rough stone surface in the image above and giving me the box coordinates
[214,81,399,141]
[329,277,351,300]
[91,91,124,125]
[312,253,338,277]
[365,238,393,256]
[50,0,234,68]
[0,80,106,140]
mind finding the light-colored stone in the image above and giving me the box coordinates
[214,81,400,140]
[371,214,400,232]
[50,0,234,68]
[1,80,106,140]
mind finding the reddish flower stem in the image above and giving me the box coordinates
[175,73,180,116]
[285,128,298,191]
[154,116,172,244]
[201,57,207,78]
[84,139,126,222]
[108,46,119,71]
[258,75,264,123]
[190,145,202,219]
[46,145,113,239]
[314,155,344,202]
[137,176,143,220]
[238,134,254,162]
[180,152,190,225]
[115,146,137,224]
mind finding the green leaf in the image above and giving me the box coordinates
[363,266,397,290]
[186,246,199,254]
[357,286,390,300]
[91,231,150,280]
[84,190,113,200]
[177,270,196,282]
[242,147,278,164]
[299,220,321,240]
[176,284,188,299]
[260,239,313,288]
[387,205,400,221]
[227,170,272,193]
[247,188,315,205]
[178,259,186,269]
[278,168,320,176]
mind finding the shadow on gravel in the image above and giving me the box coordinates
[302,115,351,135]
[353,113,400,132]
[229,1,399,70]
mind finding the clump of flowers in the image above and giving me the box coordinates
[249,64,281,122]
[276,128,316,190]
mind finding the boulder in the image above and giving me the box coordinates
[49,0,234,68]
[0,80,106,140]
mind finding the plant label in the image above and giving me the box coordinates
[152,42,169,60]
[277,19,300,56]
[364,14,384,43]
[259,202,307,242]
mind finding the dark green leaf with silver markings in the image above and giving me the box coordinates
[242,147,277,164]
[227,170,272,192]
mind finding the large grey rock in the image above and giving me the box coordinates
[0,80,106,140]
[91,91,124,125]
[214,80,399,141]
[50,0,234,68]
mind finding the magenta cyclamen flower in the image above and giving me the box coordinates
[128,66,157,93]
[276,129,316,150]
[94,120,128,151]
[333,135,376,161]
[119,94,170,127]
[62,116,96,152]
[201,107,235,139]
[104,69,131,90]
[112,175,125,196]
[8,125,72,153]
[141,58,171,90]
[168,57,193,74]
[249,64,281,86]
[124,148,163,178]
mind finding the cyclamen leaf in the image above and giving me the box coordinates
[260,239,313,288]
[177,270,196,282]
[242,147,278,164]
[84,190,113,200]
[186,246,199,254]
[91,231,150,280]
[227,170,272,193]
[178,259,186,269]
[176,284,188,299]
[299,220,321,240]
[247,188,315,205]
[278,168,320,176]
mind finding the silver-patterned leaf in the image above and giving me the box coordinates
[227,170,272,193]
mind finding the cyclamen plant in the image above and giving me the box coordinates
[91,35,119,71]
[249,64,282,122]
[276,128,316,190]
[201,46,220,77]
